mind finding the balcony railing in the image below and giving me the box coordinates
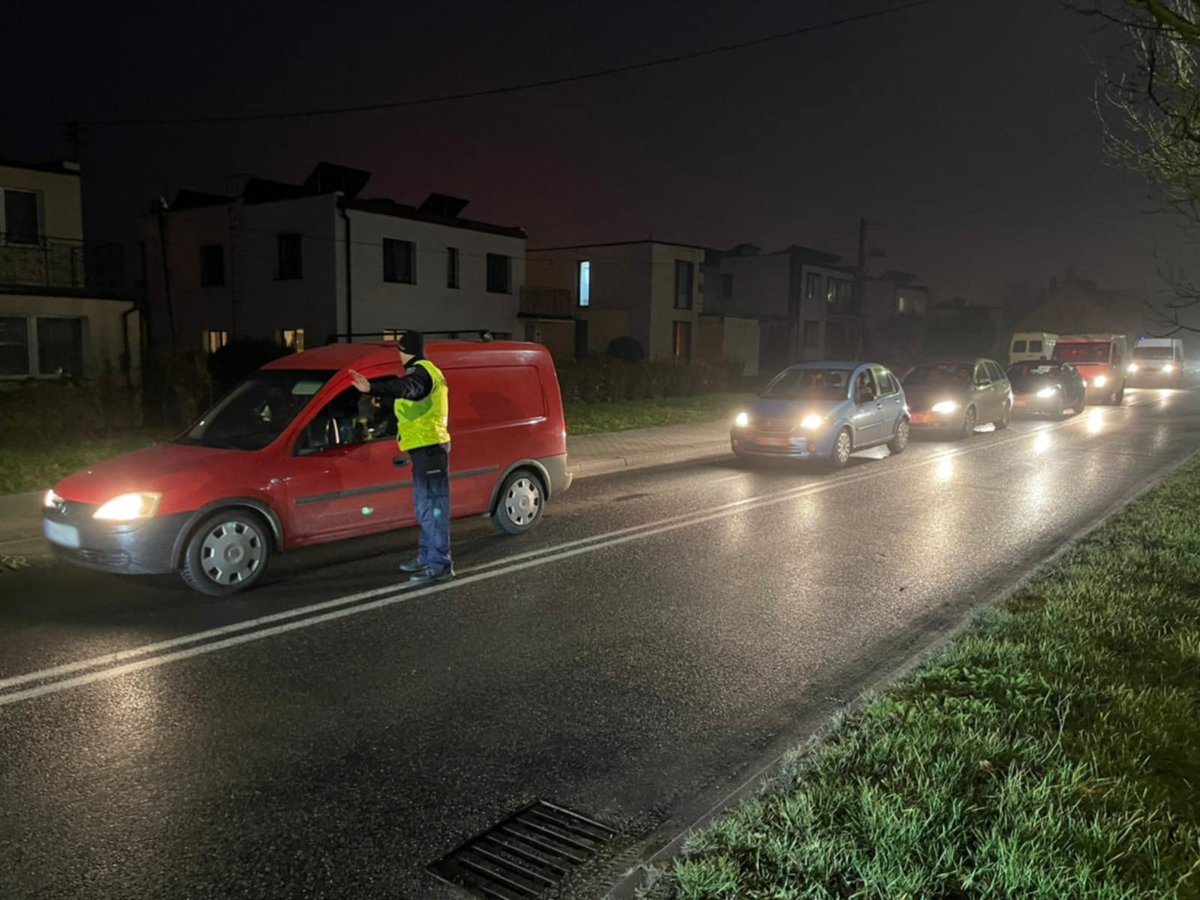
[0,238,125,295]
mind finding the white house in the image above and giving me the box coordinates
[143,162,526,353]
[0,158,138,382]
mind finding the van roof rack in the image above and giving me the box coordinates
[326,329,509,344]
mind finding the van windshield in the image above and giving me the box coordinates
[1053,342,1110,363]
[761,368,851,401]
[176,369,333,450]
[1133,346,1173,360]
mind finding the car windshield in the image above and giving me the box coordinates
[176,369,333,450]
[1133,346,1173,360]
[901,363,973,387]
[1007,363,1060,390]
[1053,342,1110,363]
[760,368,851,401]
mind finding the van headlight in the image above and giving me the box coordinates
[93,492,162,521]
[734,412,750,428]
[1092,375,1108,388]
[44,489,64,509]
[1127,363,1139,373]
[1036,387,1058,398]
[799,414,828,430]
[1164,363,1175,373]
[931,400,959,414]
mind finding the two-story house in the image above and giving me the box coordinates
[143,162,526,352]
[0,159,137,382]
[705,244,857,372]
[523,240,710,363]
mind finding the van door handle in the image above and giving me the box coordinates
[392,455,409,467]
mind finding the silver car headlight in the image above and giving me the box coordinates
[931,400,959,414]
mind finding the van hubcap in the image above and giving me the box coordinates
[504,478,542,527]
[201,520,264,584]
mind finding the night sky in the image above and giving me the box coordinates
[4,0,1186,306]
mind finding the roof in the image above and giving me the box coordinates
[263,340,546,371]
[1055,333,1126,342]
[172,189,235,210]
[0,158,80,176]
[528,238,711,253]
[342,197,526,239]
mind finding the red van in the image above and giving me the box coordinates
[42,340,571,596]
[1051,334,1128,405]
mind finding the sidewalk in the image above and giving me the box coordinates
[0,420,732,546]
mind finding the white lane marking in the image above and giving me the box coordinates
[0,399,1155,705]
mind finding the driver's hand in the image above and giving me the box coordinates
[348,370,370,392]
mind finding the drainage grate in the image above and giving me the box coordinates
[429,800,618,899]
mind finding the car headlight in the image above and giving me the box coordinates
[931,400,959,414]
[1092,375,1108,388]
[799,414,828,430]
[1164,363,1174,373]
[1036,387,1058,398]
[44,489,64,509]
[1128,363,1139,373]
[93,492,162,521]
[734,412,750,428]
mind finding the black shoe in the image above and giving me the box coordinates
[398,556,425,573]
[408,565,455,585]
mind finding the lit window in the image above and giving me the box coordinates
[202,330,229,353]
[281,328,305,351]
[578,260,591,307]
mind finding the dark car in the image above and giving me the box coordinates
[901,357,1013,438]
[1006,360,1086,418]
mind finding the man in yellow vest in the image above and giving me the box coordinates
[349,331,453,584]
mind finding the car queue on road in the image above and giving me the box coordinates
[729,332,1183,468]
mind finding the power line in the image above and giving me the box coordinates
[80,1,936,127]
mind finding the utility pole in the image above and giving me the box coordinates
[854,217,868,360]
[64,121,84,162]
[155,197,176,350]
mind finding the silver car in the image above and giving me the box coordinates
[731,362,910,468]
[901,357,1013,438]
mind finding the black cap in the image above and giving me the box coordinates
[398,331,425,357]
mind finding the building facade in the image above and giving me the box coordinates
[143,163,526,353]
[523,240,709,362]
[0,159,138,383]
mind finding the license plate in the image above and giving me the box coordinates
[756,435,792,446]
[43,519,80,549]
[911,413,930,424]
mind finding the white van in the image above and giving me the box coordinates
[1009,332,1057,364]
[1129,338,1186,386]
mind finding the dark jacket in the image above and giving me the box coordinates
[366,355,433,402]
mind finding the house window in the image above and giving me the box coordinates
[447,247,460,289]
[37,317,83,376]
[487,253,512,294]
[721,273,733,301]
[383,238,416,284]
[200,244,225,287]
[805,272,821,301]
[202,330,229,353]
[578,260,591,307]
[0,316,30,376]
[281,328,305,351]
[803,319,820,348]
[276,234,303,280]
[2,189,40,245]
[827,279,852,307]
[674,260,694,310]
[673,321,692,360]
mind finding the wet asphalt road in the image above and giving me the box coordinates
[2,384,1199,900]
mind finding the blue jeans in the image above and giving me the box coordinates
[411,443,451,573]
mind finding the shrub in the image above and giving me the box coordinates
[605,336,645,363]
[553,359,743,403]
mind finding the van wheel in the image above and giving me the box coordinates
[494,470,545,535]
[180,510,271,596]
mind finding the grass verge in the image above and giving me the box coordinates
[642,453,1200,899]
[0,429,171,495]
[565,392,753,436]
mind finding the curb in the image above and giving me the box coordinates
[602,445,1200,900]
[567,442,730,480]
